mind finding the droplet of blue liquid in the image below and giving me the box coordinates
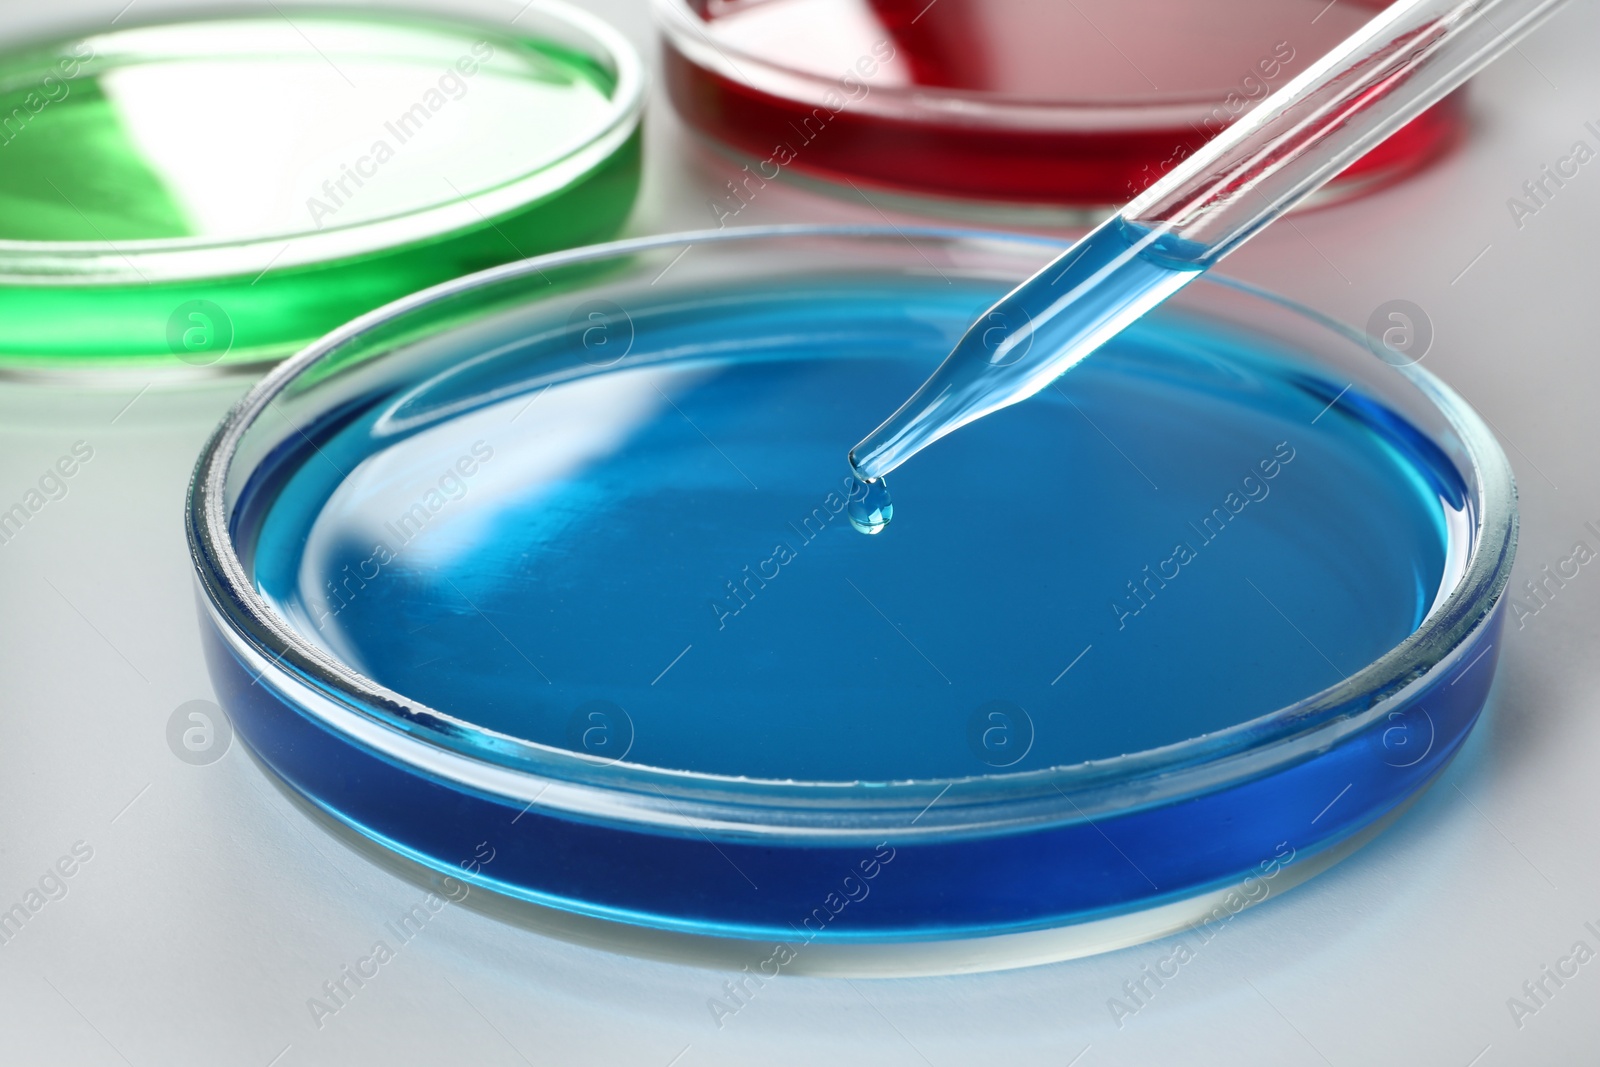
[847,474,893,535]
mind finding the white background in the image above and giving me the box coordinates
[1,0,1598,1063]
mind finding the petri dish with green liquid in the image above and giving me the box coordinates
[0,1,643,375]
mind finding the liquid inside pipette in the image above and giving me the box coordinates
[846,216,1211,531]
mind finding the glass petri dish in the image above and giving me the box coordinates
[188,227,1515,973]
[658,0,1465,216]
[0,1,642,376]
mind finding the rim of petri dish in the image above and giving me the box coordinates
[0,0,644,288]
[189,225,1517,842]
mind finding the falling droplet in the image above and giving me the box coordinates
[847,474,893,535]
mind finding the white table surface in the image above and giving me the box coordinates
[2,0,1599,1063]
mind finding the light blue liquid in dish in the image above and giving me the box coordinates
[246,280,1465,784]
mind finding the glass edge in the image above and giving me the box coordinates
[185,224,1520,835]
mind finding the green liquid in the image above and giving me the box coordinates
[0,13,640,369]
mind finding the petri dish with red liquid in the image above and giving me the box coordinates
[658,0,1467,213]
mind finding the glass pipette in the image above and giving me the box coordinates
[845,0,1570,534]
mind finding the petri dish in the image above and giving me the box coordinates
[658,0,1466,214]
[189,227,1515,973]
[0,1,642,375]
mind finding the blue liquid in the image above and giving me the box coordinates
[846,475,893,534]
[847,217,1206,499]
[245,278,1465,785]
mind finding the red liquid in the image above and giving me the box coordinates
[664,0,1466,206]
